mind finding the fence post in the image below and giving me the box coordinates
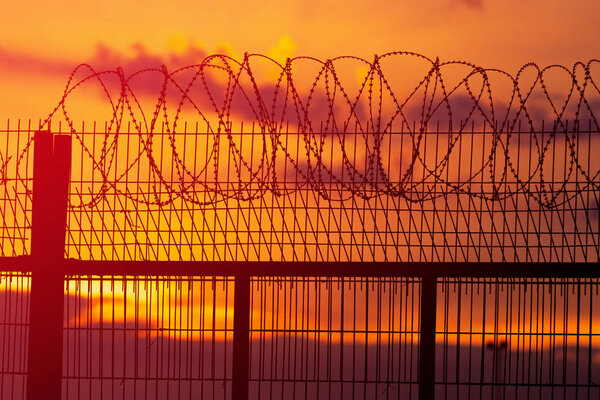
[27,132,71,400]
[232,273,250,400]
[419,273,437,400]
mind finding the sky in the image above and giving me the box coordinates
[0,0,598,122]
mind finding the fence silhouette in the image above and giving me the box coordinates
[0,53,599,399]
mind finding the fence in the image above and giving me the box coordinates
[0,118,598,399]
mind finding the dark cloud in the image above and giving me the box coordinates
[0,46,72,76]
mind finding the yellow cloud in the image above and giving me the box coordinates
[267,34,296,65]
[167,33,189,55]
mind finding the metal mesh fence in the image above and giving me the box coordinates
[0,271,30,400]
[0,122,34,257]
[248,277,420,399]
[59,121,599,263]
[0,50,599,399]
[62,276,234,400]
[0,118,598,399]
[0,274,599,399]
[0,120,597,263]
[436,278,600,399]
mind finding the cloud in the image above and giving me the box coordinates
[267,35,297,65]
[0,41,210,79]
[0,46,72,77]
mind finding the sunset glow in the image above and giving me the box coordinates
[2,275,599,351]
[0,1,599,398]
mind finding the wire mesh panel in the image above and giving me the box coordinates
[0,122,34,257]
[62,276,234,400]
[0,271,30,400]
[436,278,600,399]
[248,277,420,399]
[63,121,599,263]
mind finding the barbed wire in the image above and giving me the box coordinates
[4,52,600,208]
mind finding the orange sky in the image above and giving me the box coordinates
[0,0,598,121]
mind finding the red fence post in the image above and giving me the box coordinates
[27,132,71,400]
[232,273,250,400]
[419,273,437,400]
